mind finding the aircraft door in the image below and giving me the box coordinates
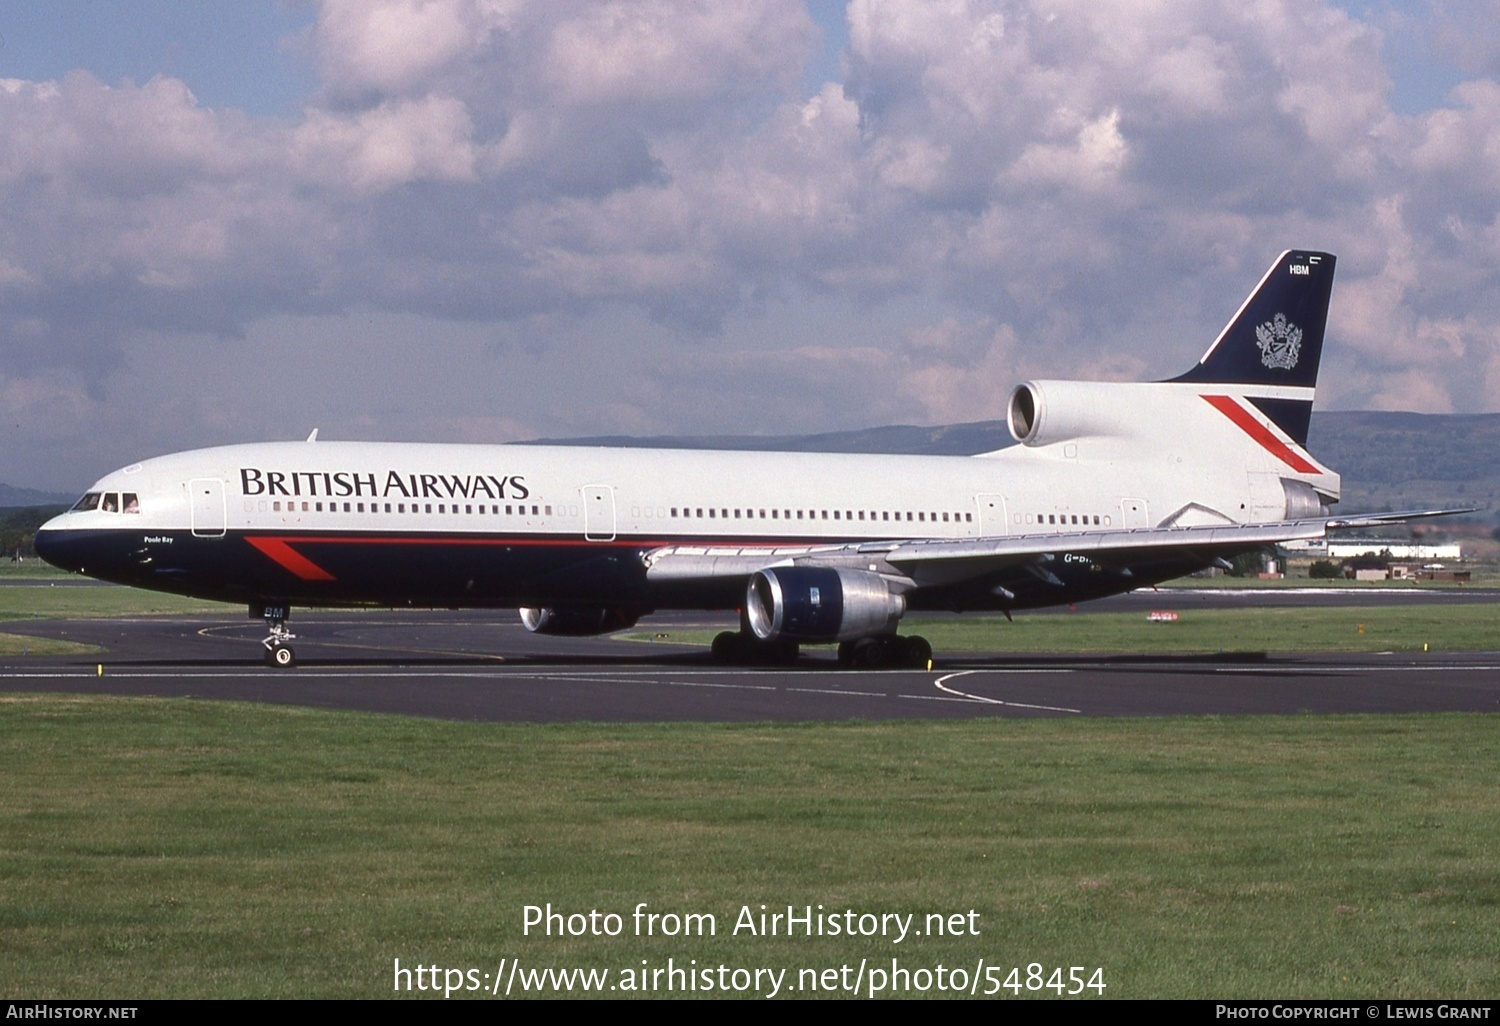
[189,478,227,538]
[1120,498,1149,529]
[583,485,616,542]
[974,494,1009,537]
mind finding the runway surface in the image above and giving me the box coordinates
[3,598,1498,721]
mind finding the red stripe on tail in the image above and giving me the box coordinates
[1202,394,1320,474]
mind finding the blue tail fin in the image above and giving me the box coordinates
[1169,250,1335,447]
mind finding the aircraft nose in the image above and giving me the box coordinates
[33,517,81,573]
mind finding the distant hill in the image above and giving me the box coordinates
[537,410,1500,520]
[1307,412,1500,516]
[0,483,73,507]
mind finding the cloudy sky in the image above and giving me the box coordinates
[2,0,1499,492]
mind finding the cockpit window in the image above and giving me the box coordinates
[69,491,139,513]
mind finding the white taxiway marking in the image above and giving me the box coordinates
[933,669,1081,713]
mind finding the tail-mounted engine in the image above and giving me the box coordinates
[1007,380,1136,447]
[519,607,641,636]
[745,567,906,643]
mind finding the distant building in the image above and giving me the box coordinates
[1390,563,1472,583]
[1325,542,1462,560]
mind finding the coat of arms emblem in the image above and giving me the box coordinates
[1255,313,1302,370]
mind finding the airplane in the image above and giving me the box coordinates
[34,249,1450,669]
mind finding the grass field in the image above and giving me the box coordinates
[1,697,1496,999]
[2,578,1498,999]
[628,603,1500,657]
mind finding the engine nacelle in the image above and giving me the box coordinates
[519,606,641,636]
[1007,380,1135,447]
[745,567,906,643]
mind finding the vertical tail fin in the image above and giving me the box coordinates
[1169,250,1335,447]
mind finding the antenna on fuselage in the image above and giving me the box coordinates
[306,429,319,443]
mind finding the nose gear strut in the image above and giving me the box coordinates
[255,603,297,668]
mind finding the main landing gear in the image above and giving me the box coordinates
[711,630,800,666]
[837,634,932,670]
[709,630,933,669]
[255,603,297,668]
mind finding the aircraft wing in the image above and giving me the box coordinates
[642,509,1471,591]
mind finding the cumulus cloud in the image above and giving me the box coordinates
[3,0,1500,489]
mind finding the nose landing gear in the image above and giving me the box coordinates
[254,603,297,668]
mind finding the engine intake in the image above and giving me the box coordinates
[745,567,905,643]
[1007,380,1133,447]
[519,607,641,636]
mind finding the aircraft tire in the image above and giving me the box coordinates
[267,643,297,669]
[711,631,741,664]
[902,635,933,669]
[850,637,884,668]
[761,638,799,666]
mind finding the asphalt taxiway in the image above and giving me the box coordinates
[2,599,1498,721]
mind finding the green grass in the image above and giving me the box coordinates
[0,583,236,622]
[0,561,83,583]
[908,605,1500,655]
[0,632,102,656]
[1,696,1497,999]
[631,604,1500,656]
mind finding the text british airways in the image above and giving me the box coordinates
[239,469,529,501]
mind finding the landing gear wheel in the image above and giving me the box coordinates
[851,637,884,667]
[836,635,931,670]
[765,638,799,666]
[713,631,799,666]
[258,603,298,669]
[712,631,741,664]
[902,635,933,669]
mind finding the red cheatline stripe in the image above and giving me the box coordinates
[243,534,825,581]
[244,536,337,581]
[1202,394,1320,474]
